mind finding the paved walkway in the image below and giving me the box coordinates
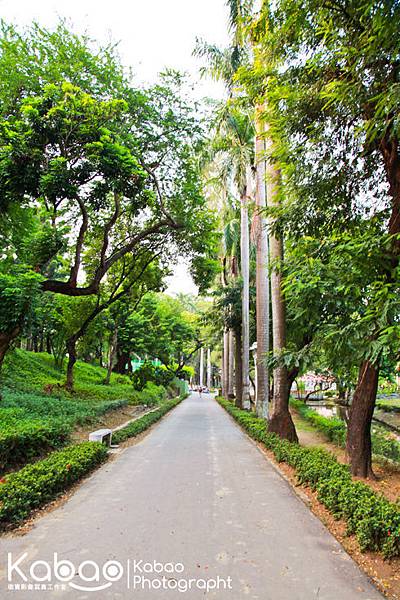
[0,393,382,599]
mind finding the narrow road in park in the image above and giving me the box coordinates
[0,393,382,600]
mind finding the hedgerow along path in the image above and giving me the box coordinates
[0,393,382,599]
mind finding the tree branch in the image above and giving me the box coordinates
[69,196,88,288]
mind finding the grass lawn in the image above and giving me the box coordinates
[3,348,138,402]
[0,349,141,429]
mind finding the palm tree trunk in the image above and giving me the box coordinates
[240,169,252,409]
[207,348,212,389]
[234,328,243,407]
[223,331,229,397]
[255,105,270,419]
[228,329,235,398]
[266,148,298,442]
[199,347,204,387]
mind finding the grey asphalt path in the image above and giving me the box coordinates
[0,393,383,600]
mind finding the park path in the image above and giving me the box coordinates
[0,393,382,600]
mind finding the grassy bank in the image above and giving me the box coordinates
[0,349,169,472]
[3,348,145,402]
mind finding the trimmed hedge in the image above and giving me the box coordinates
[0,442,108,527]
[217,397,400,559]
[290,398,400,463]
[112,396,185,444]
[0,418,71,474]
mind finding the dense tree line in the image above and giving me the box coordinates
[0,22,217,390]
[201,0,400,478]
[1,2,399,481]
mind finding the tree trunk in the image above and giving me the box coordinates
[104,327,118,385]
[255,105,270,419]
[223,331,229,398]
[287,367,299,403]
[46,334,52,355]
[344,134,399,476]
[228,330,235,399]
[115,349,129,374]
[206,348,212,389]
[234,328,243,408]
[266,141,297,442]
[0,326,20,374]
[65,337,78,392]
[240,168,252,409]
[199,347,204,387]
[346,360,379,478]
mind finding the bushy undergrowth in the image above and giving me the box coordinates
[0,388,128,473]
[290,399,400,463]
[0,442,108,527]
[128,381,168,407]
[218,397,400,559]
[0,415,70,473]
[112,396,185,444]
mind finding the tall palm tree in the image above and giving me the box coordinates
[212,106,254,408]
[224,0,271,413]
[223,205,241,399]
[265,149,298,441]
[254,105,270,418]
[195,25,253,409]
[240,164,252,408]
[221,204,244,405]
[225,0,297,438]
[222,328,229,397]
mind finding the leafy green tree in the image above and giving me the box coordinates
[121,293,202,378]
[253,0,400,476]
[0,24,218,374]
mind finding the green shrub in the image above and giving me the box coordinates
[371,431,400,462]
[217,397,400,559]
[0,418,71,473]
[0,382,167,472]
[139,382,167,406]
[112,396,184,444]
[0,442,108,527]
[131,360,174,391]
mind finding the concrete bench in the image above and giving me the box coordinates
[89,428,112,446]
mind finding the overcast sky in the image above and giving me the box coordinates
[0,0,230,295]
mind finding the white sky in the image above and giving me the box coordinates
[0,0,229,295]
